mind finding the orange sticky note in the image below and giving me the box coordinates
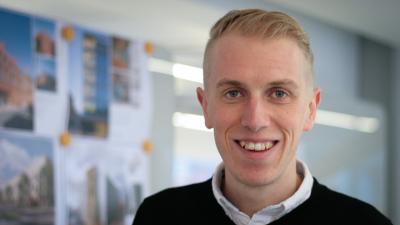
[62,26,75,42]
[144,41,154,55]
[142,139,153,154]
[59,132,71,147]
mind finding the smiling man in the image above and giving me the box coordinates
[133,9,392,225]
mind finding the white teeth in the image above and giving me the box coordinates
[246,142,255,150]
[238,141,275,151]
[254,143,264,151]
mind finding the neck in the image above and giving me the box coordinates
[222,160,301,216]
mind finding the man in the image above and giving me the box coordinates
[133,9,393,225]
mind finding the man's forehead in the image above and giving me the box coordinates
[215,77,300,89]
[212,35,303,62]
[204,34,313,90]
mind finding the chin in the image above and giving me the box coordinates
[235,166,280,187]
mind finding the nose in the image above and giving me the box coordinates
[241,96,270,132]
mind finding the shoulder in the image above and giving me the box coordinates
[305,178,392,224]
[313,180,379,211]
[142,178,212,205]
[132,179,231,225]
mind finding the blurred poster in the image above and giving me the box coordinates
[111,37,130,103]
[0,130,54,225]
[67,27,109,138]
[64,138,149,225]
[0,9,34,130]
[33,17,57,92]
[111,37,141,106]
[109,40,153,144]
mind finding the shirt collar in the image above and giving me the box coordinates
[212,160,313,225]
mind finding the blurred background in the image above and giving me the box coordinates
[0,0,399,224]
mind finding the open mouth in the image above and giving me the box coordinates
[235,140,278,152]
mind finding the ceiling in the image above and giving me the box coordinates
[0,0,399,67]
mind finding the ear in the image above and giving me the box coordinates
[196,87,213,129]
[303,88,321,131]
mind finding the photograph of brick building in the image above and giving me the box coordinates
[0,9,34,130]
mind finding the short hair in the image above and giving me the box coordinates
[203,9,314,88]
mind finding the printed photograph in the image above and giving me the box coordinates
[0,9,34,130]
[112,37,130,103]
[0,130,54,225]
[111,37,142,106]
[68,27,109,138]
[112,71,130,103]
[32,17,57,91]
[65,140,145,225]
[112,37,130,69]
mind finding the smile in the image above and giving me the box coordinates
[236,140,278,151]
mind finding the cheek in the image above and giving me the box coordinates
[213,113,236,134]
[277,112,304,153]
[276,106,308,134]
[212,115,234,156]
[204,101,218,129]
[211,104,240,129]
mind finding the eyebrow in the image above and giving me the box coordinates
[216,79,244,89]
[268,79,299,90]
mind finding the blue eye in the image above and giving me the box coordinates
[226,90,241,98]
[272,90,288,98]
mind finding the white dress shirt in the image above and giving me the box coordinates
[212,160,313,225]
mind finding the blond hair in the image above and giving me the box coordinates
[203,9,314,88]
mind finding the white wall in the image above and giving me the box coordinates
[150,72,175,194]
[300,18,361,100]
[392,49,400,224]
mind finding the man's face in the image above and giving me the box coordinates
[197,34,320,188]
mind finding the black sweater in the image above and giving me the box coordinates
[132,178,393,225]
